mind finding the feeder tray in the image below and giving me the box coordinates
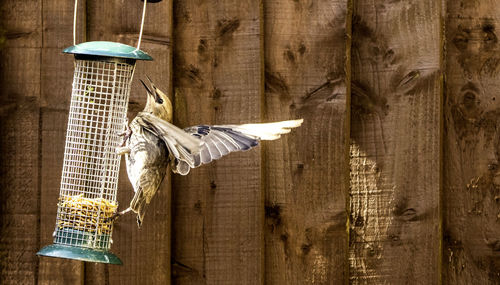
[38,244,122,265]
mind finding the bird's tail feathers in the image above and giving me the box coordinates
[130,189,147,228]
[228,119,303,140]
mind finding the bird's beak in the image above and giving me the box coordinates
[145,76,163,104]
[140,79,153,96]
[140,79,156,106]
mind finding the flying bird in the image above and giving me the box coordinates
[114,76,303,227]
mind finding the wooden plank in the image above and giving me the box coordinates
[444,1,500,283]
[349,1,442,283]
[263,1,349,284]
[86,1,172,284]
[39,110,84,285]
[0,102,40,285]
[40,0,85,109]
[0,0,41,48]
[0,1,41,284]
[37,0,86,284]
[171,1,263,284]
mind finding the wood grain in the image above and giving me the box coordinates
[0,1,41,284]
[444,1,500,283]
[37,0,86,283]
[7,0,500,283]
[171,1,263,284]
[350,1,442,283]
[0,98,40,285]
[86,1,173,284]
[263,0,349,284]
[39,110,84,285]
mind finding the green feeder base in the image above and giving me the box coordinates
[37,244,122,265]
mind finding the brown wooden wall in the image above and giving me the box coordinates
[0,0,499,284]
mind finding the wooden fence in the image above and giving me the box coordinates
[0,0,499,284]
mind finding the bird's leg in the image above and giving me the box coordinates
[118,123,132,147]
[106,207,132,223]
[116,121,132,155]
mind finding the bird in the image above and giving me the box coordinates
[114,76,303,227]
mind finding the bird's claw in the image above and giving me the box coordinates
[106,207,132,223]
[118,125,132,147]
[105,212,121,223]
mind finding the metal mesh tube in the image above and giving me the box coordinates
[53,59,134,250]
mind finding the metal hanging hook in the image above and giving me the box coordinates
[73,0,78,46]
[136,0,148,51]
[72,0,162,48]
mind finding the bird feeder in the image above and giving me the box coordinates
[37,0,160,265]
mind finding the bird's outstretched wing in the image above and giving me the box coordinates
[135,113,302,176]
[178,119,304,175]
[184,125,259,166]
[135,112,203,169]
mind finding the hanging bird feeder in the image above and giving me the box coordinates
[37,0,161,265]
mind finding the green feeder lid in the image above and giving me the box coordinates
[63,41,153,61]
[37,244,122,265]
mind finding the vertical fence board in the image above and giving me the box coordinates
[349,1,442,283]
[0,1,41,284]
[444,1,500,283]
[171,1,263,284]
[86,1,173,284]
[0,54,41,284]
[263,0,349,284]
[39,111,84,285]
[38,0,86,284]
[4,0,491,284]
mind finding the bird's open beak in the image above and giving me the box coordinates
[140,79,154,97]
[145,76,164,104]
[140,78,162,104]
[140,79,156,108]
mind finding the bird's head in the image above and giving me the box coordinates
[141,76,173,122]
